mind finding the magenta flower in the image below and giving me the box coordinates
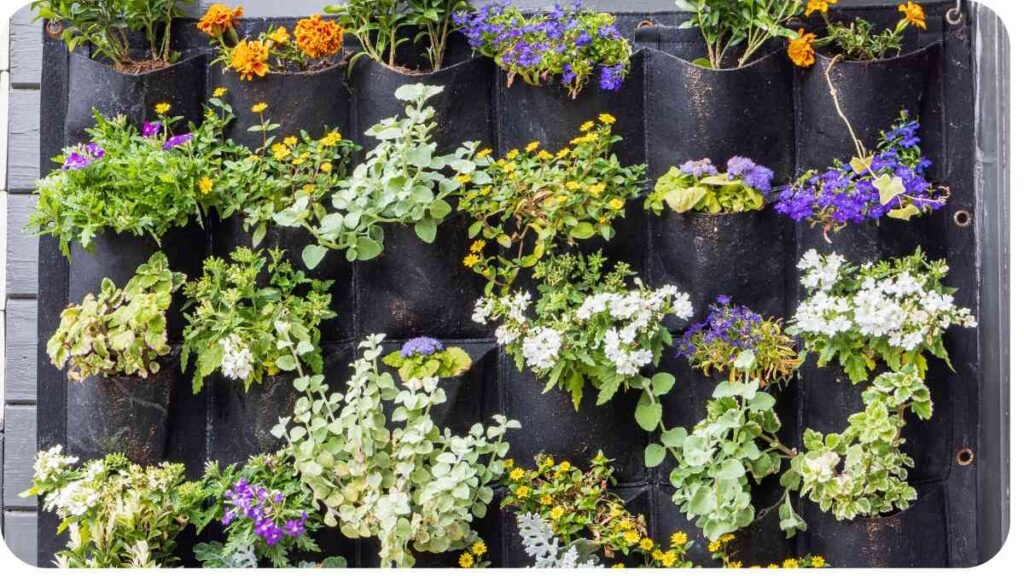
[162,133,193,150]
[62,151,92,171]
[142,121,161,138]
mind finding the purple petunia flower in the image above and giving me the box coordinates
[62,151,92,171]
[163,133,193,150]
[400,337,445,359]
[84,143,106,159]
[142,121,161,138]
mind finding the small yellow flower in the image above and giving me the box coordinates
[721,534,736,543]
[459,552,474,568]
[899,1,927,29]
[566,181,581,191]
[558,461,570,472]
[623,530,640,545]
[550,506,565,520]
[154,102,171,115]
[539,494,553,505]
[320,131,342,147]
[608,198,625,210]
[708,540,722,553]
[502,162,517,174]
[198,176,214,195]
[472,541,488,556]
[537,150,553,160]
[456,174,472,185]
[476,148,493,159]
[728,561,744,568]
[639,538,654,551]
[810,556,826,568]
[599,113,616,125]
[509,467,525,481]
[251,101,269,114]
[589,183,607,196]
[283,136,298,147]
[503,458,514,469]
[463,253,481,268]
[788,29,817,68]
[768,564,780,569]
[782,559,800,569]
[805,0,836,17]
[611,563,625,569]
[268,25,290,45]
[515,485,530,499]
[303,184,316,194]
[525,141,540,153]
[542,457,555,468]
[480,186,492,196]
[660,550,678,567]
[616,520,631,531]
[213,87,228,98]
[246,154,260,162]
[271,143,290,161]
[320,162,333,173]
[580,120,595,132]
[556,148,570,159]
[470,240,485,253]
[671,531,688,547]
[507,149,520,160]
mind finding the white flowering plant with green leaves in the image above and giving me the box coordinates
[274,83,485,268]
[272,333,519,567]
[21,446,206,568]
[473,251,693,410]
[791,248,976,383]
[788,366,931,521]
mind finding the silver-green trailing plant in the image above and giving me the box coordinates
[516,513,603,569]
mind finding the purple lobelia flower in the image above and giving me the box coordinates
[400,337,445,359]
[162,133,193,150]
[679,296,765,360]
[142,121,161,138]
[598,63,625,91]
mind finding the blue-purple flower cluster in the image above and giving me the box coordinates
[456,1,632,98]
[678,156,774,195]
[222,478,307,547]
[680,295,765,360]
[62,143,105,171]
[775,112,946,233]
[400,336,446,359]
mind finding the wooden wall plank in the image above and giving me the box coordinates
[5,195,36,297]
[3,404,36,508]
[10,7,41,89]
[2,511,38,565]
[4,298,36,403]
[5,90,39,193]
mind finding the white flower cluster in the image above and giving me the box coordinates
[522,327,562,371]
[219,334,254,381]
[44,475,101,517]
[32,444,79,484]
[794,250,976,350]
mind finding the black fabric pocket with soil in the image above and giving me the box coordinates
[205,373,297,465]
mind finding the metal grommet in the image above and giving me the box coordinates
[946,8,964,26]
[637,20,655,29]
[953,209,972,228]
[45,19,64,38]
[956,448,975,466]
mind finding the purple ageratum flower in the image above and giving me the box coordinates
[598,64,625,91]
[726,156,774,194]
[142,121,161,138]
[400,337,445,359]
[680,158,719,178]
[163,133,193,150]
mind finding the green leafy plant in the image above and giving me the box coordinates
[460,114,646,293]
[31,0,193,71]
[47,252,186,382]
[276,84,481,269]
[181,247,335,393]
[194,452,340,568]
[408,0,469,71]
[646,157,773,215]
[676,0,803,69]
[791,248,976,383]
[21,446,205,568]
[798,0,929,63]
[29,101,233,256]
[473,252,693,409]
[326,0,407,68]
[272,333,519,567]
[382,337,473,381]
[791,366,931,520]
[503,453,695,568]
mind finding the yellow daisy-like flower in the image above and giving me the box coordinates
[282,136,298,147]
[320,131,342,147]
[459,552,474,568]
[805,0,836,16]
[558,461,571,472]
[611,563,625,569]
[616,520,631,531]
[768,564,780,569]
[472,541,488,556]
[599,113,616,125]
[671,531,688,547]
[456,174,472,185]
[566,181,581,191]
[580,120,595,132]
[470,240,485,253]
[271,143,290,161]
[788,29,817,69]
[251,101,269,114]
[154,102,171,115]
[303,184,316,194]
[539,494,553,506]
[810,556,826,568]
[899,1,927,29]
[502,162,516,174]
[721,534,736,543]
[608,198,625,210]
[476,148,493,159]
[589,183,607,196]
[782,559,800,569]
[542,456,555,468]
[537,150,553,161]
[525,141,540,153]
[639,538,654,551]
[708,540,722,553]
[463,253,481,268]
[515,486,530,499]
[728,561,744,568]
[660,551,678,567]
[623,530,640,545]
[320,162,333,173]
[213,87,228,98]
[509,467,525,481]
[556,148,570,159]
[507,149,520,160]
[550,506,565,520]
[198,176,214,195]
[268,26,290,45]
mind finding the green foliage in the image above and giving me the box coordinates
[275,84,481,268]
[408,0,469,71]
[827,17,908,61]
[181,247,335,393]
[382,345,472,381]
[459,115,646,293]
[473,252,691,410]
[47,252,185,382]
[31,0,193,69]
[326,0,408,68]
[647,166,765,215]
[21,446,205,568]
[676,0,802,68]
[272,334,519,567]
[195,452,326,568]
[793,366,930,520]
[29,104,232,256]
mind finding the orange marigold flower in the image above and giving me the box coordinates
[805,0,836,17]
[231,40,270,81]
[294,14,344,60]
[788,29,817,68]
[198,3,243,37]
[899,2,927,30]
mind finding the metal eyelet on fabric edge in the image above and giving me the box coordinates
[956,448,975,466]
[954,209,972,228]
[947,0,964,26]
[637,20,655,29]
[45,19,64,38]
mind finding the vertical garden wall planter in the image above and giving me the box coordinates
[205,374,297,465]
[66,51,207,145]
[208,61,352,148]
[645,49,795,181]
[350,57,496,153]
